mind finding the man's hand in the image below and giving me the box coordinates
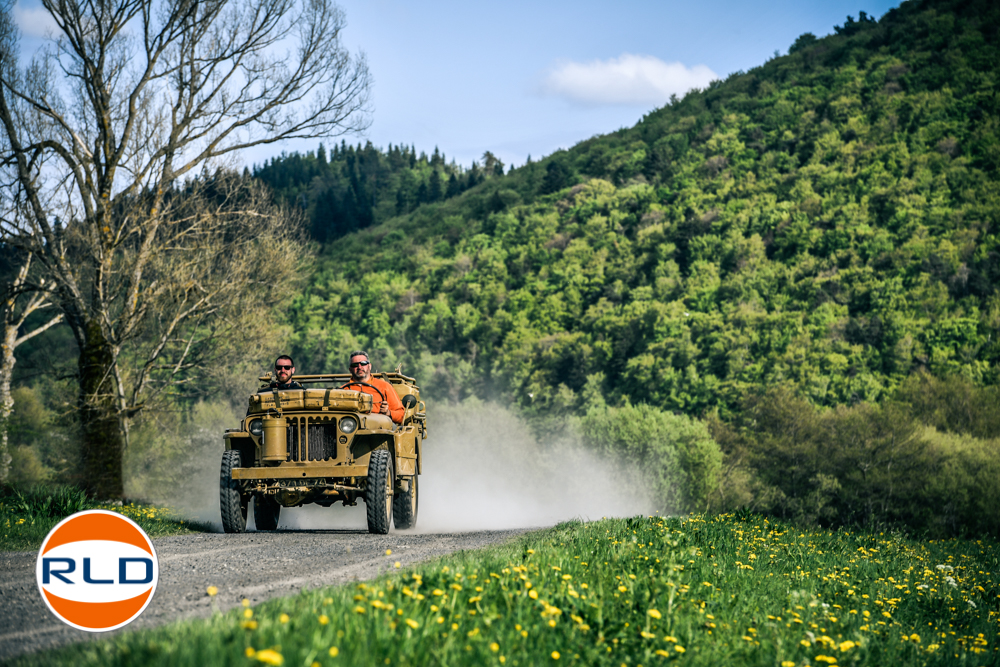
[379,401,389,415]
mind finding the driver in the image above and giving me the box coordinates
[342,350,404,424]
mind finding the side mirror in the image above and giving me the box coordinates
[401,394,417,409]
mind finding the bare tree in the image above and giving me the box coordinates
[0,0,370,497]
[0,251,63,485]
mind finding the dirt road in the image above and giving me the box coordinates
[0,528,527,662]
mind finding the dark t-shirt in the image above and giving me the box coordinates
[260,380,303,391]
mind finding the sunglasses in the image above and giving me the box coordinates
[350,361,370,369]
[275,364,293,370]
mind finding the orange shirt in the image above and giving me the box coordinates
[342,377,404,424]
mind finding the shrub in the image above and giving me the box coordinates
[580,404,722,512]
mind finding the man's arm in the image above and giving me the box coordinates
[377,379,406,424]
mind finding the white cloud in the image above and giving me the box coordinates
[539,53,717,107]
[13,2,62,39]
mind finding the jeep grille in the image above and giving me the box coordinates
[285,416,338,462]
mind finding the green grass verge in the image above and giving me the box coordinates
[0,485,210,551]
[12,514,999,666]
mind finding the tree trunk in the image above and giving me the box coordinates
[78,320,124,499]
[0,322,16,486]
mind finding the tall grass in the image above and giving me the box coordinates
[0,485,209,551]
[15,514,997,666]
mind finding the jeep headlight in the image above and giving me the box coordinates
[249,419,263,437]
[339,416,358,434]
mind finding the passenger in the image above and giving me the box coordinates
[342,350,404,424]
[265,355,303,390]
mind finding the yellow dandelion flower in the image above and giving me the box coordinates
[241,620,258,630]
[279,613,289,624]
[406,619,419,629]
[254,648,284,665]
[527,549,535,554]
[242,599,251,607]
[329,647,339,657]
[641,631,656,639]
[318,614,329,625]
[800,639,812,647]
[385,549,392,555]
[655,649,670,657]
[243,609,254,619]
[432,589,445,596]
[311,662,320,667]
[618,586,628,593]
[529,590,538,599]
[839,640,856,651]
[353,607,366,614]
[675,646,685,653]
[490,643,500,652]
[206,586,218,597]
[451,623,459,630]
[436,617,444,624]
[909,634,920,643]
[648,609,662,619]
[324,597,333,605]
[781,662,796,667]
[245,647,256,658]
[394,562,401,568]
[664,636,677,643]
[551,651,560,660]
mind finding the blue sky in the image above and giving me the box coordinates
[13,0,902,171]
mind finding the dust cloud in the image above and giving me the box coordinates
[161,400,655,533]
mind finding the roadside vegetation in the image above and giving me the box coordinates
[0,486,205,551]
[14,514,997,666]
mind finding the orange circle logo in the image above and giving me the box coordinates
[35,509,159,632]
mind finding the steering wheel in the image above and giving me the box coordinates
[340,381,386,403]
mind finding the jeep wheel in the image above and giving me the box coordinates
[365,449,393,534]
[220,450,249,533]
[392,475,418,530]
[254,495,281,531]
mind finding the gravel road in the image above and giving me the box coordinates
[0,527,527,662]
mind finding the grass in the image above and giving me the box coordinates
[0,485,210,551]
[12,513,999,666]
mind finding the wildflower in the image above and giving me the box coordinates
[279,613,289,624]
[385,549,392,555]
[529,590,538,599]
[781,663,795,667]
[839,640,855,651]
[641,631,656,639]
[243,609,254,619]
[648,609,662,619]
[675,646,685,653]
[437,617,444,624]
[329,647,339,657]
[319,615,329,625]
[655,649,670,657]
[206,586,218,597]
[245,647,256,658]
[433,589,445,596]
[394,561,401,568]
[324,597,333,605]
[406,619,419,629]
[551,651,560,660]
[664,636,677,643]
[242,599,251,607]
[800,640,812,647]
[909,633,920,643]
[255,648,284,665]
[353,607,366,614]
[618,586,628,593]
[814,656,837,664]
[490,643,500,652]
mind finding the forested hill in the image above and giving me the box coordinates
[254,143,505,241]
[284,0,1000,417]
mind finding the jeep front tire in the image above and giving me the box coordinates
[365,449,393,534]
[220,450,249,533]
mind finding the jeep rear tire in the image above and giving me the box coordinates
[220,450,249,533]
[392,475,418,530]
[254,495,281,531]
[365,449,393,534]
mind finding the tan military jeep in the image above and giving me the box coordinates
[220,371,425,534]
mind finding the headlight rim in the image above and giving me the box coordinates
[339,416,358,434]
[249,419,263,437]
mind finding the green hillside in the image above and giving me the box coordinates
[286,0,1000,419]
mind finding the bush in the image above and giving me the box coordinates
[580,404,722,512]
